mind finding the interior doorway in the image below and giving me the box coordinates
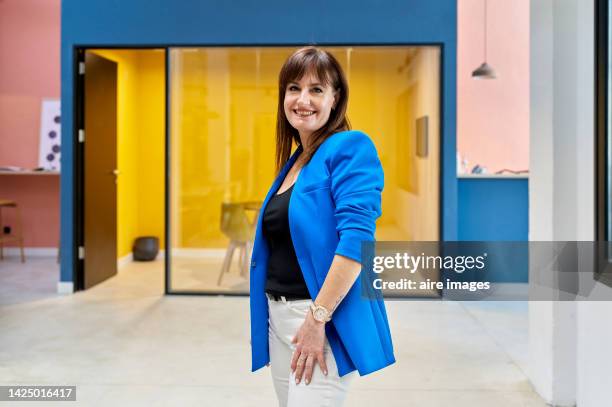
[81,52,118,289]
[75,48,166,291]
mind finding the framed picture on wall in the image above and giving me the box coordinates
[38,98,61,171]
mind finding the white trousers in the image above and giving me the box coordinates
[267,296,356,407]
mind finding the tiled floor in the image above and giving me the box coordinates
[0,257,547,406]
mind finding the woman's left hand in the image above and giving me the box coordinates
[290,312,329,385]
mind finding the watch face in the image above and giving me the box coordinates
[314,308,327,321]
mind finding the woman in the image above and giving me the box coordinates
[249,47,395,407]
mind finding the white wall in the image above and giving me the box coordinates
[529,2,575,403]
[530,0,612,406]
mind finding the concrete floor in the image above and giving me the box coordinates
[0,257,547,406]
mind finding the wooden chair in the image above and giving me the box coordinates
[217,201,261,286]
[0,199,25,263]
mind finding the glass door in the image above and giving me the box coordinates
[166,46,440,295]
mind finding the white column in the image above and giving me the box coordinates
[528,0,580,405]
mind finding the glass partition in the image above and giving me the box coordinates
[168,46,440,294]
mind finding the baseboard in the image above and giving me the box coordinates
[117,252,133,269]
[3,248,226,260]
[57,281,74,294]
[4,246,57,257]
[1,247,59,257]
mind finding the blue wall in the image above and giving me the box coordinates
[458,178,529,282]
[60,0,458,283]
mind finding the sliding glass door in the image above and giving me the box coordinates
[166,46,441,295]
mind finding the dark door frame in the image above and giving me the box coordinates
[163,44,445,297]
[595,0,612,288]
[73,46,168,292]
[74,48,85,291]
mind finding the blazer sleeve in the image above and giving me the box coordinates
[329,131,384,263]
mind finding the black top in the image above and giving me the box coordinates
[262,184,311,299]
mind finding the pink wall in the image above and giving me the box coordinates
[0,0,60,248]
[457,0,530,174]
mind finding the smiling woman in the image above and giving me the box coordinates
[249,47,396,407]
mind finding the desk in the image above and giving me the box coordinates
[0,171,60,176]
[457,173,528,179]
[0,170,60,258]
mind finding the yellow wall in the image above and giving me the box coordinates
[169,49,284,248]
[91,49,165,258]
[169,47,440,248]
[402,48,440,241]
[331,47,440,240]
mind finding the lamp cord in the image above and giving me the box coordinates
[484,0,488,62]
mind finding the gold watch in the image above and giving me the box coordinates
[310,303,332,323]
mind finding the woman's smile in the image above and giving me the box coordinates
[294,109,317,118]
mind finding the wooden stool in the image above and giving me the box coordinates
[0,199,26,263]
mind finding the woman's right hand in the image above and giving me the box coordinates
[290,311,329,385]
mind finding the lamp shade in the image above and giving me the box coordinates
[472,62,497,79]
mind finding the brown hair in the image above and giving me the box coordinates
[275,46,351,173]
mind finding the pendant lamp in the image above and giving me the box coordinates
[472,0,497,79]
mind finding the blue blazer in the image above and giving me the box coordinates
[249,130,396,377]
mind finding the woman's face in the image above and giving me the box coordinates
[283,72,338,140]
